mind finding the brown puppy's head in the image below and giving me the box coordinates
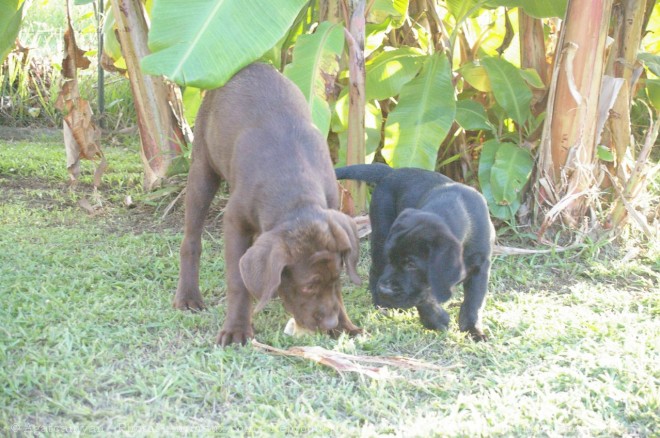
[375,208,465,308]
[239,209,361,332]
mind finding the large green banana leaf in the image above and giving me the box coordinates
[382,52,455,170]
[646,79,660,111]
[283,21,344,137]
[481,56,532,125]
[369,0,409,28]
[0,0,26,63]
[333,94,383,166]
[365,47,424,101]
[459,62,492,92]
[521,0,566,18]
[365,18,392,58]
[484,0,567,18]
[455,100,495,133]
[141,0,307,89]
[446,0,480,22]
[490,142,534,205]
[478,139,518,220]
[448,0,567,20]
[102,5,126,71]
[479,139,533,220]
[639,53,660,77]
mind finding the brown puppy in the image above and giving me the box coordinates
[174,63,362,346]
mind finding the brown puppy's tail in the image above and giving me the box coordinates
[334,163,393,185]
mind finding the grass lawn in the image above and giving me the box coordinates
[1,134,658,437]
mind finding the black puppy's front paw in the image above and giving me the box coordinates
[416,301,450,331]
[458,305,487,341]
[464,327,488,342]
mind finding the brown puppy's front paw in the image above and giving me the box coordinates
[172,290,206,311]
[345,326,364,337]
[216,326,254,347]
[330,322,364,338]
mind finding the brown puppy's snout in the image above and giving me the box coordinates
[314,310,339,331]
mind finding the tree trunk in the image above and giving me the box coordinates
[110,0,185,190]
[345,0,367,212]
[535,0,614,231]
[319,0,342,22]
[606,0,652,232]
[519,9,548,116]
[608,0,647,161]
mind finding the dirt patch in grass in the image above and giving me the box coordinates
[0,174,227,236]
[116,197,228,236]
[0,127,62,142]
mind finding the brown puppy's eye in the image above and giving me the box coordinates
[302,278,321,294]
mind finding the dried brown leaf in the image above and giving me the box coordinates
[353,214,371,239]
[252,340,452,380]
[58,0,105,187]
[78,197,103,216]
[338,182,355,216]
[64,99,102,160]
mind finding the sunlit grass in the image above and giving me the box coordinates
[0,139,658,436]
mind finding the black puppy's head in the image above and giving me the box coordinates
[375,208,465,308]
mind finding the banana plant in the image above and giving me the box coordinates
[381,52,456,170]
[7,0,657,235]
[478,139,533,221]
[0,0,27,63]
[283,21,345,137]
[141,0,307,89]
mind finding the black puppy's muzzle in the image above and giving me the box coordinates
[375,280,419,309]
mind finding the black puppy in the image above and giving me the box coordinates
[335,163,494,340]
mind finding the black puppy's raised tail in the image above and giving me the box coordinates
[335,163,393,185]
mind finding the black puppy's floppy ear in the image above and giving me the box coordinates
[385,209,464,302]
[427,233,464,302]
[239,231,290,313]
[384,209,438,255]
[326,210,362,285]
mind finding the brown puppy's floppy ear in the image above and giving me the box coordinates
[385,209,464,302]
[239,231,290,313]
[326,210,362,285]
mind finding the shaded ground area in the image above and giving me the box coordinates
[0,126,225,236]
[1,170,657,303]
[0,173,228,236]
[0,127,63,142]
